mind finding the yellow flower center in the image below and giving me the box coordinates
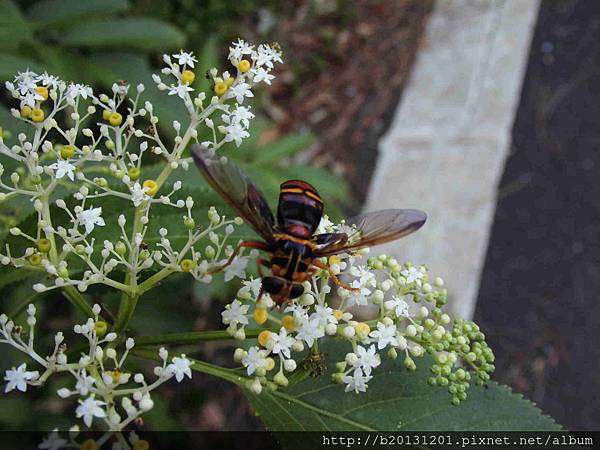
[31,108,45,123]
[328,255,342,265]
[37,238,52,253]
[282,315,296,332]
[36,86,49,100]
[181,70,195,85]
[142,179,158,196]
[355,322,370,336]
[333,309,344,320]
[132,440,150,450]
[214,82,228,96]
[257,330,272,347]
[180,258,196,272]
[20,105,32,118]
[253,308,268,325]
[265,357,275,371]
[109,112,123,126]
[60,145,75,159]
[238,59,251,73]
[80,439,99,450]
[128,167,141,181]
[29,253,42,266]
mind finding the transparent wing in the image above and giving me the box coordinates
[191,144,276,242]
[314,209,426,256]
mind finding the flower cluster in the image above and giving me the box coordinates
[0,39,282,298]
[1,304,192,431]
[227,216,495,403]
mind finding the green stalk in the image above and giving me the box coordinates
[134,328,264,346]
[131,348,244,386]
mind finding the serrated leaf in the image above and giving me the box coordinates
[58,18,185,51]
[26,0,129,29]
[245,339,560,432]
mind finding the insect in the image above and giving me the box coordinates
[191,144,427,305]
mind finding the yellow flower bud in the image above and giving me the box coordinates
[238,59,251,73]
[253,308,268,325]
[181,70,195,85]
[258,330,272,347]
[35,86,48,100]
[214,82,228,96]
[142,179,158,196]
[31,108,45,123]
[225,77,235,87]
[282,315,296,332]
[60,145,75,159]
[180,258,196,272]
[109,112,122,126]
[102,109,112,121]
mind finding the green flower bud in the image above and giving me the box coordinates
[128,167,141,181]
[29,253,42,266]
[387,347,398,360]
[139,249,150,261]
[205,245,216,259]
[115,241,127,256]
[184,217,196,230]
[94,321,108,337]
[180,258,197,272]
[57,267,69,279]
[30,174,42,185]
[75,244,86,255]
[335,361,347,372]
[37,238,52,253]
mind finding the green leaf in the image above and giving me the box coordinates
[26,0,129,29]
[0,0,33,50]
[254,133,316,165]
[58,18,185,51]
[245,339,560,432]
[0,53,43,81]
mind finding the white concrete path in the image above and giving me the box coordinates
[364,0,540,319]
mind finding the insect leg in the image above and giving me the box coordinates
[311,259,360,292]
[209,240,268,274]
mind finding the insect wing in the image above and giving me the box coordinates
[191,144,276,242]
[314,209,426,256]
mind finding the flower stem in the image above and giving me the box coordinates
[131,348,245,386]
[134,329,264,346]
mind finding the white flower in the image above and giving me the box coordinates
[172,50,198,68]
[227,82,254,104]
[401,266,424,286]
[14,70,38,94]
[49,160,76,181]
[77,206,105,235]
[252,67,274,85]
[221,300,249,326]
[316,216,335,234]
[241,346,268,375]
[295,318,324,348]
[224,122,250,147]
[384,294,411,318]
[76,396,106,428]
[369,322,399,350]
[230,105,255,128]
[253,44,282,68]
[343,369,372,393]
[4,363,39,393]
[229,39,254,60]
[353,344,380,376]
[350,265,376,287]
[130,182,150,207]
[311,305,337,327]
[168,82,193,99]
[66,83,92,100]
[166,356,192,382]
[75,373,96,396]
[224,256,248,281]
[240,277,262,298]
[39,431,67,450]
[345,281,371,307]
[270,327,295,358]
[37,72,60,89]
